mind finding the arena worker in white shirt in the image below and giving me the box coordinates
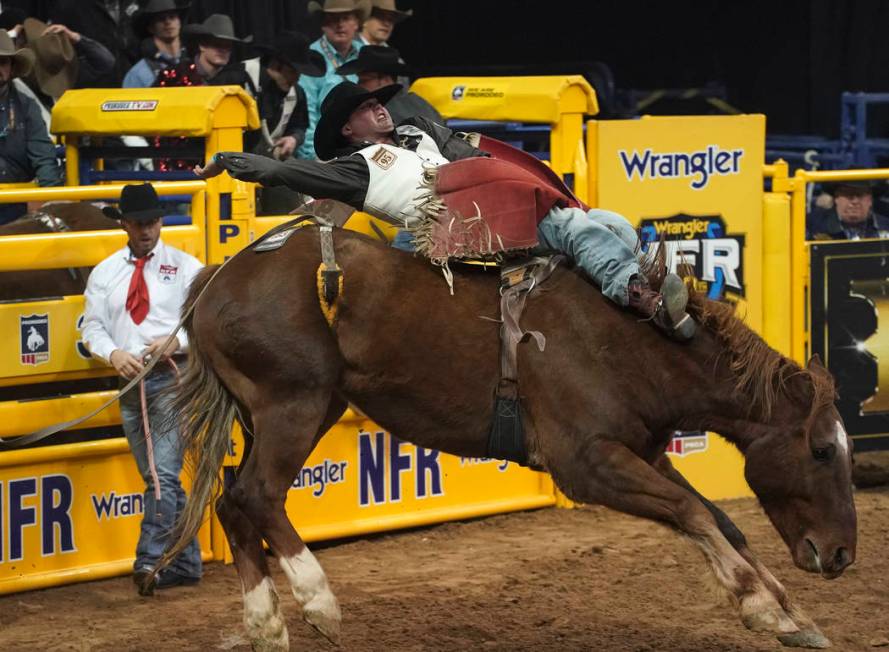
[81,183,203,596]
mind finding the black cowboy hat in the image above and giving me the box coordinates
[133,0,191,39]
[182,14,252,44]
[823,177,885,197]
[255,31,325,77]
[335,45,410,77]
[314,80,401,160]
[102,184,166,222]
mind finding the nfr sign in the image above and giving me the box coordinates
[0,475,76,562]
[358,431,443,506]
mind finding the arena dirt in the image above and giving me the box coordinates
[1,488,887,651]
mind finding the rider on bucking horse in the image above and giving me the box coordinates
[197,81,696,340]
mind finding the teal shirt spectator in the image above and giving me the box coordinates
[297,35,363,160]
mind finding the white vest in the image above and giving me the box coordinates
[357,126,449,226]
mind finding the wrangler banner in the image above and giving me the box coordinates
[591,114,767,497]
[810,240,889,452]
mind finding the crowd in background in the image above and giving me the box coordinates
[0,0,441,221]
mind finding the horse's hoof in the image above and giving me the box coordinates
[741,594,799,634]
[250,637,290,652]
[304,608,341,646]
[778,628,832,649]
[304,595,342,646]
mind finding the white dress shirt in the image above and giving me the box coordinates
[82,239,203,363]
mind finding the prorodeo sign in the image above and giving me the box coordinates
[100,100,158,112]
[619,145,744,190]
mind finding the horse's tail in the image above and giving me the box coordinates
[154,264,237,579]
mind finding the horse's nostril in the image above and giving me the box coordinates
[834,547,851,570]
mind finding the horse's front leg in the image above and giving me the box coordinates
[653,454,830,649]
[552,438,800,640]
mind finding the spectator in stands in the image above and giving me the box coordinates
[49,0,140,87]
[179,14,253,91]
[123,0,188,88]
[807,179,889,240]
[0,30,61,224]
[337,45,442,125]
[359,0,411,47]
[82,183,203,596]
[298,0,368,159]
[22,18,116,100]
[249,31,325,160]
[248,31,325,214]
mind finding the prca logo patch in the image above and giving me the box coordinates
[20,313,50,365]
[666,431,709,457]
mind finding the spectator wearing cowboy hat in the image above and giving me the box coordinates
[181,13,253,89]
[359,0,411,47]
[0,29,61,224]
[49,0,141,87]
[297,0,370,159]
[82,183,203,595]
[337,45,441,125]
[123,0,189,88]
[20,18,115,102]
[807,177,889,240]
[247,31,325,161]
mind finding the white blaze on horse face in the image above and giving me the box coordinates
[835,420,850,456]
[242,576,288,650]
[279,548,341,622]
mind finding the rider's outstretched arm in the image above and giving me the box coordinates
[196,152,370,209]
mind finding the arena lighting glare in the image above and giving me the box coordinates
[856,340,868,353]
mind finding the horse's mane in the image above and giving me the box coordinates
[686,292,836,421]
[639,245,835,422]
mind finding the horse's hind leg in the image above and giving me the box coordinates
[654,455,830,649]
[217,489,288,651]
[552,438,801,639]
[231,390,347,645]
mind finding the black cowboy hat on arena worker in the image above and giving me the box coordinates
[254,31,325,77]
[314,80,401,160]
[336,44,411,78]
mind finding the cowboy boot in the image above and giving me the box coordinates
[627,273,696,341]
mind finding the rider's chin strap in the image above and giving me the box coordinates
[316,224,343,327]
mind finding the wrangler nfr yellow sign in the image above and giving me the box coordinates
[591,114,766,498]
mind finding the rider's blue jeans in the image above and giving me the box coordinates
[535,207,640,306]
[119,365,202,578]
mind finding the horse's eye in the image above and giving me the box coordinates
[812,445,835,462]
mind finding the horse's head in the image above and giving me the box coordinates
[742,356,856,579]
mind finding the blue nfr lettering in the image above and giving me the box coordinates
[9,478,37,561]
[416,447,442,498]
[359,431,386,506]
[42,475,75,556]
[389,437,412,501]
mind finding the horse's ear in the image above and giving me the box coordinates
[807,354,825,371]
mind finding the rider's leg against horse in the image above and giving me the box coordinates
[654,455,830,648]
[552,437,800,638]
[229,389,344,647]
[119,367,202,594]
[535,207,695,340]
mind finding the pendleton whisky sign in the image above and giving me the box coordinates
[810,240,889,451]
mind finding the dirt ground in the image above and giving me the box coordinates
[1,489,887,652]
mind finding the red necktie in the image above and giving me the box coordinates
[126,254,152,325]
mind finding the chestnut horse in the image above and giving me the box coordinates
[161,225,856,650]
